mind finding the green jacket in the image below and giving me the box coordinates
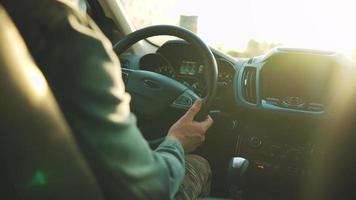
[2,0,185,199]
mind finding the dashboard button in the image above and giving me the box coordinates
[248,136,263,148]
[269,145,282,157]
[265,97,280,106]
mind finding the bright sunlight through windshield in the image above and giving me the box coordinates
[120,0,356,59]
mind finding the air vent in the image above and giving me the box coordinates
[241,67,257,104]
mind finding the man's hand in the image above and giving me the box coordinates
[167,100,213,153]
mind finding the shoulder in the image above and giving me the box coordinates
[2,0,93,52]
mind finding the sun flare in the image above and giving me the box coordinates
[121,0,356,56]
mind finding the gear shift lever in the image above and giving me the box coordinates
[227,157,249,199]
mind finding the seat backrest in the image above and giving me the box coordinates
[0,6,105,200]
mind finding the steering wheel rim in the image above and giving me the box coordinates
[113,25,218,120]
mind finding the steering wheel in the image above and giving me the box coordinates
[113,25,218,121]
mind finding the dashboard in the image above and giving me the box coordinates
[258,51,336,113]
[139,53,206,96]
[138,41,235,97]
[135,42,343,116]
[233,48,346,115]
[231,48,354,199]
[120,41,353,198]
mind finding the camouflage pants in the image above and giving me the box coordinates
[175,155,212,200]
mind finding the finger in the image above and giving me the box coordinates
[200,115,213,131]
[183,100,202,121]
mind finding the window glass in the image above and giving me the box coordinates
[120,0,356,59]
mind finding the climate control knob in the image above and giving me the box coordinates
[248,136,263,148]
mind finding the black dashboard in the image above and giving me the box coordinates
[119,40,353,198]
[138,41,235,97]
[132,41,345,116]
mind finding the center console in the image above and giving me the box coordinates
[237,131,318,181]
[232,48,338,196]
[233,121,327,200]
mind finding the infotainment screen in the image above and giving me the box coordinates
[260,61,333,107]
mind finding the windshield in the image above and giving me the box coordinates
[119,0,356,59]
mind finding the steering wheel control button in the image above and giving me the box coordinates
[173,94,193,108]
[248,136,263,148]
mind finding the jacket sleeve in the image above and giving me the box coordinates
[16,2,185,199]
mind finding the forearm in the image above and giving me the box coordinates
[72,114,185,200]
[155,137,186,188]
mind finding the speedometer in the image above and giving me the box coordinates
[139,53,176,79]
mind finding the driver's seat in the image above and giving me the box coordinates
[0,6,105,200]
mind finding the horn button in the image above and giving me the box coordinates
[125,70,195,118]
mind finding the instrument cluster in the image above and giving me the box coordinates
[139,53,235,97]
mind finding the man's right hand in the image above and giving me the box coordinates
[167,100,213,153]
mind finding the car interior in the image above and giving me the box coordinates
[1,0,356,200]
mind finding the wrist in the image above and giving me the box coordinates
[166,135,181,144]
[164,135,185,154]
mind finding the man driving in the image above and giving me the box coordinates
[1,0,213,199]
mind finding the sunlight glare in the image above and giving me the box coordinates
[24,64,49,102]
[173,0,356,53]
